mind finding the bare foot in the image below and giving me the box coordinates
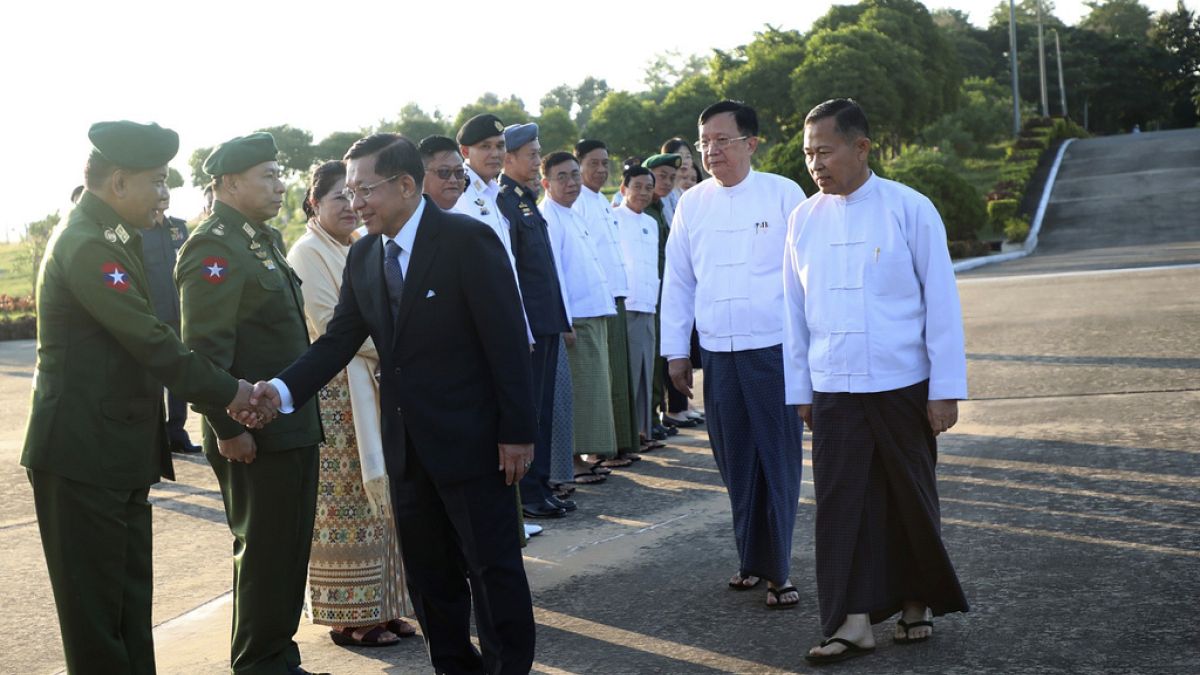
[808,614,875,658]
[895,602,933,642]
[766,579,799,608]
[728,572,761,589]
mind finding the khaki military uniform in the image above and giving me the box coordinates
[22,191,239,674]
[176,200,322,675]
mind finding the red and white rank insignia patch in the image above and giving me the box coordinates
[202,256,228,284]
[101,262,130,293]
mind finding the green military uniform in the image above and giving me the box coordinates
[177,134,322,675]
[22,121,240,675]
[642,153,682,427]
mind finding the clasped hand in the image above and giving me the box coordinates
[225,379,282,430]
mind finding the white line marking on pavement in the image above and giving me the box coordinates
[959,262,1200,283]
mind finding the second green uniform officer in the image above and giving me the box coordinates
[176,132,325,675]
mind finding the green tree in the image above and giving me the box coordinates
[989,0,1065,30]
[312,131,363,163]
[1151,1,1200,126]
[188,147,213,188]
[258,124,315,174]
[792,25,926,154]
[452,93,530,131]
[655,74,720,148]
[586,91,658,161]
[709,26,807,142]
[378,103,450,141]
[643,50,709,97]
[574,77,611,132]
[1080,0,1152,40]
[539,84,576,116]
[535,107,579,153]
[921,77,1013,156]
[934,8,1003,81]
[167,167,184,190]
[23,212,59,297]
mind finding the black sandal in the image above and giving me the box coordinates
[765,585,799,609]
[728,573,761,590]
[804,637,875,665]
[894,618,933,644]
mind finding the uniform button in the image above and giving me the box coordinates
[393,367,402,376]
[395,407,402,415]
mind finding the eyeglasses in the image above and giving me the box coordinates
[695,136,751,152]
[550,170,582,183]
[428,167,467,181]
[342,175,399,201]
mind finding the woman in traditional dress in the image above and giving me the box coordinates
[289,160,415,647]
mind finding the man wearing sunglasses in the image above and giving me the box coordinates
[418,135,466,210]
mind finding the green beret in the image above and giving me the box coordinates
[203,132,278,177]
[643,153,682,170]
[457,114,505,147]
[88,121,179,170]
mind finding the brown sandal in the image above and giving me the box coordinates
[329,624,400,647]
[385,618,418,638]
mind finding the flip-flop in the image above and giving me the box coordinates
[641,440,666,451]
[329,625,400,647]
[597,456,634,468]
[588,461,613,475]
[804,637,875,665]
[571,471,607,484]
[618,452,642,462]
[728,573,761,590]
[894,618,933,645]
[765,585,799,610]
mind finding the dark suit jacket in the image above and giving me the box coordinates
[279,197,537,485]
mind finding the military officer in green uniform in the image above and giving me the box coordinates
[641,153,681,436]
[21,120,258,674]
[176,132,324,675]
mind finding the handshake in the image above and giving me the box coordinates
[226,379,285,429]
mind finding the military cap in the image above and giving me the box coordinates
[457,114,506,147]
[643,153,682,170]
[503,123,539,153]
[203,132,278,177]
[88,121,179,170]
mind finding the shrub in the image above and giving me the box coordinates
[946,239,992,259]
[759,132,887,197]
[1023,116,1054,130]
[890,163,986,241]
[1004,217,1031,243]
[0,315,35,341]
[987,199,1019,228]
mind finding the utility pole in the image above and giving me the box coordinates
[1009,0,1021,136]
[1037,0,1049,117]
[1053,29,1067,118]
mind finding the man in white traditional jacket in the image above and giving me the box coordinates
[660,100,807,609]
[784,99,969,667]
[540,151,620,482]
[573,139,642,465]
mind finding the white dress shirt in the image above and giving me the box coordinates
[454,163,515,271]
[542,199,616,320]
[659,171,806,359]
[614,204,660,314]
[782,173,968,405]
[572,186,630,298]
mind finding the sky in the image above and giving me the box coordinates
[0,0,1188,237]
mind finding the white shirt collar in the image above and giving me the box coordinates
[836,171,878,205]
[381,197,427,253]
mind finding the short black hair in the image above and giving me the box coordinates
[344,133,425,187]
[622,165,654,187]
[541,151,577,177]
[698,100,759,137]
[661,137,689,154]
[303,160,346,219]
[574,139,607,159]
[804,98,870,140]
[83,150,117,191]
[418,135,459,161]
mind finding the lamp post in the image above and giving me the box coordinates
[1009,0,1021,135]
[1037,0,1049,117]
[1053,28,1067,118]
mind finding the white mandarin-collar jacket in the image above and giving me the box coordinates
[573,186,630,299]
[659,171,806,358]
[613,203,660,314]
[542,199,615,320]
[782,173,968,404]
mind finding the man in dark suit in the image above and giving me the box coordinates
[251,134,538,675]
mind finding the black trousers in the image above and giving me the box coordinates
[519,334,558,505]
[393,450,536,675]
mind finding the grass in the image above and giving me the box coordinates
[0,242,33,298]
[958,143,1011,242]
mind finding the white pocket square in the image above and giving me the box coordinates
[425,289,436,298]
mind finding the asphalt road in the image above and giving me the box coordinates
[2,129,1197,674]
